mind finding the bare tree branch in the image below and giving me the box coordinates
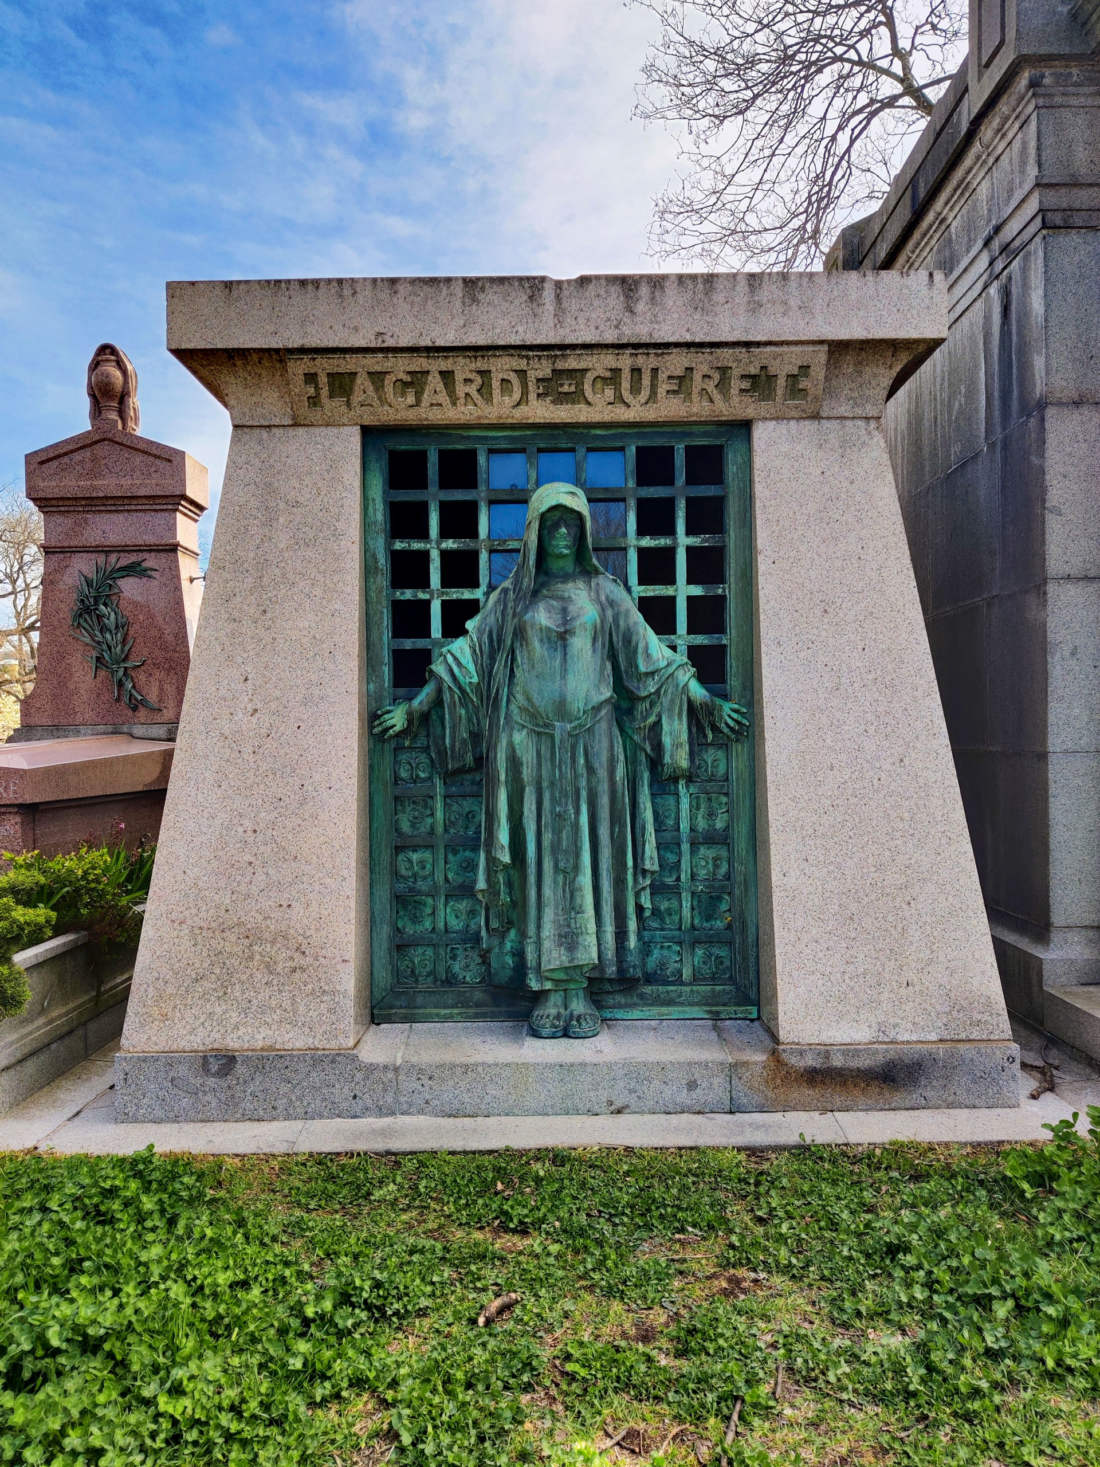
[632,0,967,268]
[0,485,43,706]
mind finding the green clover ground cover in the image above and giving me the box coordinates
[2,1115,1098,1466]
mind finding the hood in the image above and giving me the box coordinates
[511,482,604,603]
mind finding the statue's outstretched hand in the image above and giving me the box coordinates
[710,697,750,740]
[372,701,413,740]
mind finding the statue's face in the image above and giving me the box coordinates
[540,508,582,560]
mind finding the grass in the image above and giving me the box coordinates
[1,1111,1098,1466]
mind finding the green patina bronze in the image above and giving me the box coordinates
[70,554,161,712]
[367,429,757,1036]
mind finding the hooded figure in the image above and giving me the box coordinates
[374,482,742,1038]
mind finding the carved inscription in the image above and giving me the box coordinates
[288,349,826,424]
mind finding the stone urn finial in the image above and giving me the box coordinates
[87,343,140,433]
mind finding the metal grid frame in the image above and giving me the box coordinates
[365,426,757,1022]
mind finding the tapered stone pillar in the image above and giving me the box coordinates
[121,426,369,1055]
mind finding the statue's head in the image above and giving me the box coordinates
[87,343,140,433]
[499,482,604,607]
[539,506,583,561]
[524,483,600,571]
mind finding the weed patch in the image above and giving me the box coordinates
[1,1113,1098,1465]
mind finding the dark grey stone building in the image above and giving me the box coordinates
[829,0,1100,1055]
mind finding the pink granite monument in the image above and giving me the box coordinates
[0,346,208,853]
[17,344,208,739]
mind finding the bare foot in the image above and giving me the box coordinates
[528,988,567,1038]
[565,988,601,1039]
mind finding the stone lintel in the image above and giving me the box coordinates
[165,275,946,426]
[112,1021,1020,1123]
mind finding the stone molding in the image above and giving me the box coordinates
[887,66,1100,319]
[832,58,1100,294]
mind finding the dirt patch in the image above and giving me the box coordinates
[707,1268,765,1300]
[630,1316,662,1344]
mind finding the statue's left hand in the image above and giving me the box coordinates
[710,697,750,740]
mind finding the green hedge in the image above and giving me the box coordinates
[0,844,155,1021]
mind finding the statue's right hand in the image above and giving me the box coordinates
[372,702,412,740]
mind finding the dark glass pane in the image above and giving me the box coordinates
[686,545,725,584]
[687,595,727,635]
[391,550,430,589]
[392,647,431,689]
[389,499,429,539]
[589,500,626,538]
[690,643,727,685]
[489,502,527,539]
[490,551,518,586]
[537,449,576,485]
[388,449,428,491]
[684,443,723,485]
[439,499,478,539]
[637,497,675,536]
[639,595,676,634]
[440,550,479,589]
[586,449,625,487]
[438,448,477,490]
[637,545,676,587]
[601,550,627,581]
[441,597,481,638]
[391,599,431,638]
[686,494,725,535]
[636,444,675,486]
[489,451,526,490]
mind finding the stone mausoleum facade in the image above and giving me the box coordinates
[830,0,1100,1057]
[116,272,1018,1122]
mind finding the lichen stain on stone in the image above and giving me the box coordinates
[762,1051,925,1105]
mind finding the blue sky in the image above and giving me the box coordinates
[0,0,680,561]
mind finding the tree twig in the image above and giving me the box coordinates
[658,1423,687,1455]
[476,1291,519,1326]
[719,1396,743,1462]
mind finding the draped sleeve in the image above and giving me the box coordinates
[426,586,509,774]
[602,577,698,780]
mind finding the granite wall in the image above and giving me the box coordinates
[828,0,1100,1054]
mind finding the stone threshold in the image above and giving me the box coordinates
[113,1020,1021,1123]
[0,1043,1087,1156]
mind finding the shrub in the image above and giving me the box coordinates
[0,843,155,1021]
[0,895,56,1019]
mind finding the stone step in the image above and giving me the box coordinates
[113,1021,1020,1123]
[1044,986,1100,1063]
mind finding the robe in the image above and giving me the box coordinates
[428,553,699,992]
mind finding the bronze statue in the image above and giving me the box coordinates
[87,343,140,433]
[373,483,748,1038]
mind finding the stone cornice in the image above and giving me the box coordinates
[166,274,946,426]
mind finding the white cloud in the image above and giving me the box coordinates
[338,0,682,274]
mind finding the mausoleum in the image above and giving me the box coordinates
[116,272,1019,1122]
